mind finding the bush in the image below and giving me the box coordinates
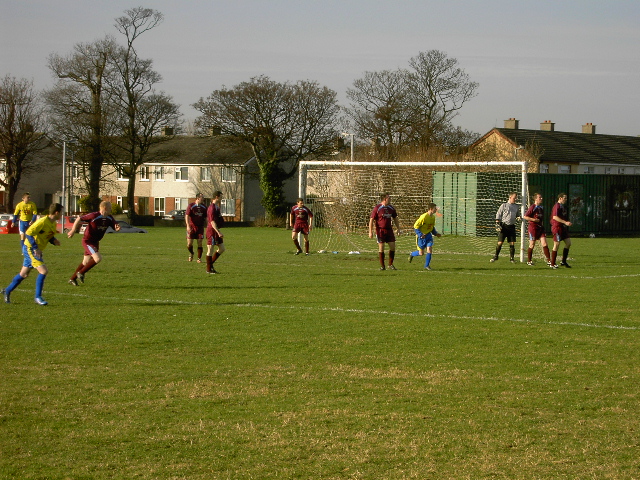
[111,203,124,215]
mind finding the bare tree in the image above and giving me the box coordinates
[46,36,119,211]
[407,50,478,149]
[345,50,479,158]
[0,76,49,210]
[111,7,180,220]
[193,76,340,217]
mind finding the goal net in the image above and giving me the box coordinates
[299,161,528,261]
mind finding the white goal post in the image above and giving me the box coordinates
[299,160,528,262]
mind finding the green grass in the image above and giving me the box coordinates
[1,228,640,479]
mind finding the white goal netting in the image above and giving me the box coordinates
[299,161,528,260]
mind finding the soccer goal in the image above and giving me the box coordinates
[299,160,528,261]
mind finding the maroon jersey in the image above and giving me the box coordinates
[206,202,225,238]
[186,202,207,228]
[370,203,397,232]
[81,211,117,244]
[291,205,313,226]
[525,204,545,234]
[551,202,569,233]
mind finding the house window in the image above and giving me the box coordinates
[558,165,571,174]
[117,196,129,212]
[154,197,165,216]
[175,198,189,210]
[200,167,211,182]
[154,167,165,181]
[539,164,549,174]
[221,166,237,183]
[221,199,235,216]
[140,166,150,181]
[71,165,81,179]
[175,166,189,181]
[583,166,595,174]
[618,167,626,175]
[117,165,130,180]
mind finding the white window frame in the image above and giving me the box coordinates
[539,164,549,174]
[154,167,165,181]
[174,166,189,182]
[175,198,189,210]
[200,167,212,182]
[154,197,165,217]
[618,167,626,175]
[558,165,571,174]
[221,166,237,183]
[583,166,595,174]
[140,166,150,181]
[220,198,235,216]
[605,167,613,174]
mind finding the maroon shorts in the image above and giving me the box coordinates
[207,232,223,246]
[187,225,205,240]
[552,228,570,242]
[292,223,310,235]
[82,240,99,256]
[528,229,545,241]
[376,228,396,244]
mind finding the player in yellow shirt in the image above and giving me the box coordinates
[2,203,63,306]
[13,192,39,242]
[408,203,441,270]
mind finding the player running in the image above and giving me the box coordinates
[408,203,441,270]
[523,193,551,266]
[185,193,207,263]
[290,198,313,255]
[205,191,225,274]
[369,193,401,270]
[550,193,572,268]
[2,203,63,305]
[67,201,120,286]
[13,192,38,243]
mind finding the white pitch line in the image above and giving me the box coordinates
[47,290,640,331]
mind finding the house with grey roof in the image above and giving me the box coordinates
[470,118,640,175]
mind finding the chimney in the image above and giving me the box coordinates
[161,126,174,136]
[582,123,596,134]
[504,118,519,129]
[540,120,555,132]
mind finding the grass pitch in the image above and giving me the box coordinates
[1,227,639,479]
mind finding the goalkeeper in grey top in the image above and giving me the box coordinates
[490,192,520,263]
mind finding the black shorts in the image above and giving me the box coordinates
[498,224,516,243]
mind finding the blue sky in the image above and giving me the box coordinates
[2,0,639,136]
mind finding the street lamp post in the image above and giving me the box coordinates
[341,132,354,162]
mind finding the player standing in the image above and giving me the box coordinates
[13,192,38,243]
[185,193,207,263]
[490,192,520,263]
[290,198,313,255]
[205,191,225,274]
[550,193,572,268]
[408,203,441,270]
[369,193,401,270]
[2,203,63,305]
[67,201,120,286]
[523,193,551,266]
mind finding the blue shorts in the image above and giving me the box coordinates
[417,233,434,250]
[19,220,31,234]
[22,243,43,269]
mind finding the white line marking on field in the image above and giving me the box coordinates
[48,290,640,331]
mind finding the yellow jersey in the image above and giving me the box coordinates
[24,216,58,251]
[414,211,437,235]
[14,201,38,221]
